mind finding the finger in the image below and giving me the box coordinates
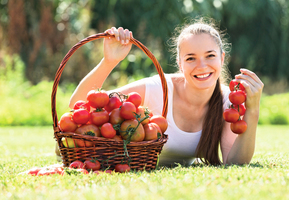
[117,27,126,44]
[239,68,262,84]
[124,29,130,44]
[111,27,120,41]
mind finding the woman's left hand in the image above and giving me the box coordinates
[234,68,264,111]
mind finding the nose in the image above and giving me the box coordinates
[196,58,206,69]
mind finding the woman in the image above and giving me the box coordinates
[69,18,264,166]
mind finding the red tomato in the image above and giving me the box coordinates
[73,100,91,112]
[109,108,124,125]
[90,109,109,126]
[84,159,101,171]
[27,167,42,176]
[75,168,89,174]
[126,92,142,108]
[229,79,245,91]
[37,167,63,176]
[143,123,160,141]
[72,108,90,125]
[104,96,122,113]
[59,112,78,132]
[230,120,247,134]
[69,160,85,169]
[101,123,116,138]
[120,119,145,142]
[223,108,240,123]
[115,164,130,173]
[136,106,150,125]
[87,90,109,108]
[149,115,168,133]
[229,90,246,105]
[120,102,136,120]
[232,104,246,116]
[75,124,101,137]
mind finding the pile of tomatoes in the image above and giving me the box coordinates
[58,89,168,146]
[223,80,248,134]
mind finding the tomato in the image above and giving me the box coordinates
[115,164,130,173]
[84,159,101,171]
[75,124,101,137]
[72,108,90,125]
[230,120,247,134]
[223,108,240,123]
[232,104,246,116]
[90,109,109,126]
[229,79,245,91]
[75,168,89,174]
[101,123,116,138]
[136,106,150,125]
[120,119,145,142]
[104,96,122,113]
[37,167,63,176]
[149,115,168,133]
[126,92,142,108]
[120,102,137,120]
[73,100,91,112]
[143,122,160,141]
[229,90,246,105]
[62,137,77,148]
[27,167,42,176]
[69,160,85,169]
[111,135,123,141]
[87,90,109,108]
[59,112,78,132]
[109,108,124,125]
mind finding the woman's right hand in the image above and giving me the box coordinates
[103,27,133,65]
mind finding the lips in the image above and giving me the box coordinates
[194,73,212,79]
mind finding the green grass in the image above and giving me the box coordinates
[0,125,289,200]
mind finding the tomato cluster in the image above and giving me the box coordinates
[223,80,248,134]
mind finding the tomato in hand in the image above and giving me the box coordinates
[223,108,240,123]
[229,79,245,91]
[87,90,109,108]
[69,160,85,169]
[104,96,122,113]
[115,164,130,173]
[230,120,247,134]
[90,109,109,126]
[72,108,90,125]
[149,115,168,133]
[59,112,78,132]
[229,90,246,105]
[126,92,142,108]
[120,102,136,120]
[73,100,91,112]
[84,159,101,171]
[109,108,125,125]
[101,122,116,138]
[232,104,246,116]
[120,119,145,142]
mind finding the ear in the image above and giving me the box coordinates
[221,52,225,66]
[177,57,182,72]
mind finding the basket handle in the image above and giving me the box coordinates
[51,32,168,131]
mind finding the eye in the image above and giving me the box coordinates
[207,54,216,58]
[186,57,195,61]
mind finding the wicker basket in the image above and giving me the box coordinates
[51,32,168,171]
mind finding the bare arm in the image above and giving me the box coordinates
[222,68,264,165]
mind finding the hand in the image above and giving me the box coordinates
[103,27,133,65]
[234,68,264,111]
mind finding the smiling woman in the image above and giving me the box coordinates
[69,17,264,166]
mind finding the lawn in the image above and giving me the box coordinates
[0,125,288,200]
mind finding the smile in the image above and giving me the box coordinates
[194,73,212,79]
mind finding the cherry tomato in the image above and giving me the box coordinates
[101,123,116,139]
[120,119,145,142]
[104,96,122,113]
[84,159,101,171]
[232,104,246,116]
[27,167,42,176]
[87,90,109,108]
[230,120,247,134]
[149,115,168,133]
[229,90,246,105]
[73,100,91,112]
[69,160,85,169]
[229,79,245,91]
[59,112,78,132]
[115,164,130,173]
[126,92,142,108]
[136,106,150,125]
[90,109,109,126]
[120,102,136,120]
[37,167,63,176]
[143,122,161,141]
[109,108,125,125]
[72,108,90,125]
[75,124,101,137]
[223,108,240,123]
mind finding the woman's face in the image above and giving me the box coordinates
[178,33,225,90]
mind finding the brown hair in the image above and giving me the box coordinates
[169,17,231,165]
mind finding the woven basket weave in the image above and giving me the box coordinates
[51,32,168,171]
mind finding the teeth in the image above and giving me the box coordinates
[196,73,210,78]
